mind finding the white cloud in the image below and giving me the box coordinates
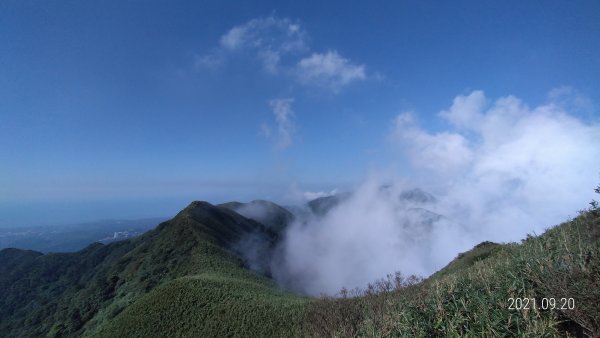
[215,16,307,73]
[193,51,224,70]
[262,98,296,150]
[303,189,338,201]
[258,49,281,74]
[274,89,600,296]
[274,176,459,295]
[219,16,307,52]
[259,122,272,138]
[547,86,594,114]
[391,112,474,174]
[197,16,370,93]
[438,90,486,129]
[220,26,247,50]
[392,90,600,237]
[295,51,366,91]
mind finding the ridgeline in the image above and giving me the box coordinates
[1,196,598,337]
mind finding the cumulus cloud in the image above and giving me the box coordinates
[261,98,296,150]
[395,90,600,237]
[273,89,600,296]
[391,112,474,174]
[438,90,487,129]
[295,51,366,91]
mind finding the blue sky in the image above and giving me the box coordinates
[1,0,599,226]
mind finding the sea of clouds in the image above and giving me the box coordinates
[270,89,600,295]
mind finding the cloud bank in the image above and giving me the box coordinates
[273,89,600,296]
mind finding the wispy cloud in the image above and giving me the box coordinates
[197,16,369,92]
[295,51,366,92]
[262,98,296,150]
[303,189,338,201]
[547,86,594,114]
[220,25,246,50]
[259,122,272,138]
[193,51,224,70]
[211,16,307,73]
[220,17,306,52]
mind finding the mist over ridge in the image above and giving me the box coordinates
[258,89,600,296]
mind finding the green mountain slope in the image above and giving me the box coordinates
[2,196,598,337]
[95,274,306,337]
[429,240,503,280]
[0,201,307,338]
[307,193,351,216]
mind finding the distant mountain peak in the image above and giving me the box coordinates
[218,200,293,234]
[307,192,352,216]
[400,188,437,204]
[185,200,214,209]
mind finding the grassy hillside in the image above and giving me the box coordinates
[429,240,503,280]
[305,208,600,337]
[90,202,307,337]
[1,195,598,337]
[0,201,308,337]
[94,274,306,337]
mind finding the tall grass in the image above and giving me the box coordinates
[305,208,600,337]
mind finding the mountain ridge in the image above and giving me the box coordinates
[218,199,294,234]
[1,196,598,337]
[0,200,304,337]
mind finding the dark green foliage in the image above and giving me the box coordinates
[0,240,136,336]
[95,275,307,337]
[0,201,302,337]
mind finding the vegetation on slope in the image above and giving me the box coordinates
[1,188,599,337]
[305,206,600,337]
[0,201,308,338]
[94,274,306,337]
